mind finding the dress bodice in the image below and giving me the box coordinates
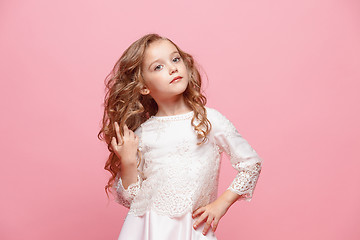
[112,107,263,218]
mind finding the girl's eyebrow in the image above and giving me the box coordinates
[148,51,179,69]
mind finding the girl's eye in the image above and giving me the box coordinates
[154,57,181,71]
[154,65,163,71]
[173,57,181,62]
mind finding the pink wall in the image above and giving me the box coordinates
[1,0,359,239]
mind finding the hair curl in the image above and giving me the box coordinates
[97,33,212,200]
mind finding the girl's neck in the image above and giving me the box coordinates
[154,96,192,117]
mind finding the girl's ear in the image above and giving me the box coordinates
[140,87,150,95]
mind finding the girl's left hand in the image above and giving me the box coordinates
[192,198,230,235]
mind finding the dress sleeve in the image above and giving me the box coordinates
[111,126,144,208]
[111,172,142,208]
[210,108,263,202]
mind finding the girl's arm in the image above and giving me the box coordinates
[112,166,142,209]
[119,159,138,189]
[193,108,263,235]
[211,108,263,202]
[111,123,143,208]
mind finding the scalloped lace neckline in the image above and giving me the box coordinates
[150,111,194,121]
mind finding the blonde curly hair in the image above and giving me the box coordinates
[97,33,212,199]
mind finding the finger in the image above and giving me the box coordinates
[114,122,123,144]
[193,207,205,215]
[192,207,204,218]
[110,137,116,150]
[110,137,117,150]
[212,218,219,232]
[202,216,214,235]
[193,212,208,229]
[123,124,130,139]
[128,129,135,139]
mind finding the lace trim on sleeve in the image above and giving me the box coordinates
[210,108,263,202]
[113,174,142,208]
[227,161,262,202]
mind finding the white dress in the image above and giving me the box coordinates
[112,107,263,240]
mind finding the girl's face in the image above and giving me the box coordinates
[140,39,189,102]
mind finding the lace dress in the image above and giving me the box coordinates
[112,107,263,240]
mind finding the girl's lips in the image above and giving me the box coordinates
[170,77,182,84]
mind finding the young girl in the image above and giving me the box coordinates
[98,33,263,240]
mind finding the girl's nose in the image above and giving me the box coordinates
[169,64,178,74]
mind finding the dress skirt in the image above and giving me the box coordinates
[118,210,218,240]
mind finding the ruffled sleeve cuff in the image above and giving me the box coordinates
[227,161,262,202]
[112,174,142,208]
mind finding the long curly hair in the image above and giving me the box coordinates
[97,33,212,200]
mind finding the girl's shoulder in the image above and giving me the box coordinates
[205,106,238,133]
[134,119,149,136]
[134,125,142,137]
[205,106,222,117]
[205,106,230,122]
[133,115,159,135]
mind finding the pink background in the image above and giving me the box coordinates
[1,0,359,239]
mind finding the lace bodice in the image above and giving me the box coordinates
[111,107,263,218]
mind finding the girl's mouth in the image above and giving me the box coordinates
[170,77,182,84]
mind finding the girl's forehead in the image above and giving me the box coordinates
[144,40,178,62]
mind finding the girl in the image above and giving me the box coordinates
[98,33,263,240]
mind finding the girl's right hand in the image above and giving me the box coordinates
[111,122,139,166]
